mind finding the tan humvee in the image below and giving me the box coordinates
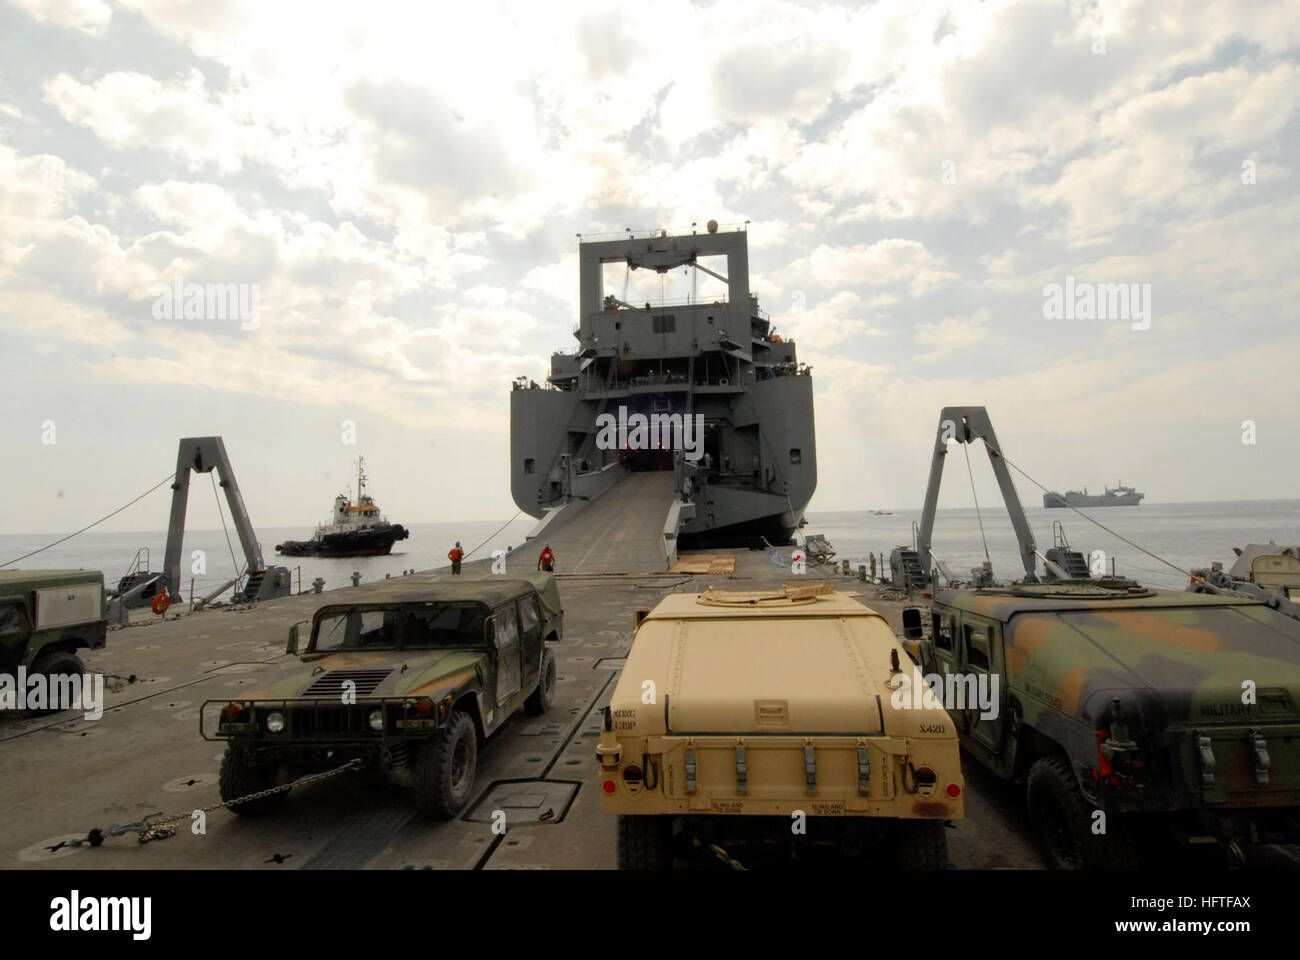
[597,583,964,869]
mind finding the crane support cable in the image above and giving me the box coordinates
[971,432,1191,579]
[0,473,176,569]
[963,440,991,562]
[210,471,243,580]
[464,510,524,561]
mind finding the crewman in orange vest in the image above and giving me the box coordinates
[448,541,464,575]
[538,543,555,572]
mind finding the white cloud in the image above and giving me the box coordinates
[1,0,1299,527]
[10,0,111,34]
[779,239,958,297]
[913,308,990,362]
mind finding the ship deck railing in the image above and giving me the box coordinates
[575,222,750,243]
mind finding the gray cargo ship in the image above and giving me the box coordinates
[1043,483,1144,508]
[510,221,815,561]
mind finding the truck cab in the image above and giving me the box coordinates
[0,570,107,701]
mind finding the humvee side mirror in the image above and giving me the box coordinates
[286,623,301,655]
[902,607,924,640]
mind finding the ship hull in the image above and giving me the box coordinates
[1043,493,1143,508]
[511,367,816,550]
[677,508,805,550]
[276,524,409,557]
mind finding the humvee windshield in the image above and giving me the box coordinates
[311,602,489,652]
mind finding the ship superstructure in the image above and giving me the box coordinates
[511,222,816,560]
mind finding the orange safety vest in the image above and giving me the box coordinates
[540,548,554,564]
[449,548,463,561]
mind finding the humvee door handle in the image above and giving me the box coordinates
[1249,729,1271,787]
[1196,733,1215,789]
[856,746,871,795]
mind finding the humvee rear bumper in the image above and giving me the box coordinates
[599,733,964,820]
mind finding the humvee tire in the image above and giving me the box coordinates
[524,647,556,716]
[219,743,288,817]
[413,710,477,818]
[895,819,948,869]
[1027,756,1137,870]
[28,649,86,716]
[617,815,673,870]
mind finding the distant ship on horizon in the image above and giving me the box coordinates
[1043,483,1144,508]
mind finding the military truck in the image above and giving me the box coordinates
[0,570,107,714]
[597,583,964,869]
[203,573,562,818]
[903,406,1300,868]
[911,582,1300,868]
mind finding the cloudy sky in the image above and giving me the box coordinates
[0,0,1297,535]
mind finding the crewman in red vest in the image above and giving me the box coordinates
[538,543,555,572]
[448,541,464,575]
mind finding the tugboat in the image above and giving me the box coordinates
[275,458,409,557]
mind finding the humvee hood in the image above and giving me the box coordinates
[264,649,483,700]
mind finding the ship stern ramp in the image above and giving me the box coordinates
[520,471,681,574]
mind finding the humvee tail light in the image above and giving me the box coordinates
[602,780,617,794]
[368,709,384,731]
[622,764,643,782]
[265,711,286,734]
[946,783,961,799]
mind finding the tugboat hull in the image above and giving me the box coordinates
[276,524,409,558]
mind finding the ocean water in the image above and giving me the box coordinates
[0,516,541,601]
[805,500,1300,591]
[1,500,1296,597]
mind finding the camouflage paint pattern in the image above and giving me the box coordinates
[205,574,563,755]
[926,583,1300,821]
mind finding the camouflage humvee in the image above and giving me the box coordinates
[204,573,562,818]
[0,570,107,714]
[911,580,1300,868]
[598,583,964,870]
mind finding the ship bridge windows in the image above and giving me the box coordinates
[652,314,676,333]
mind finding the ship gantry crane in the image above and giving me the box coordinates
[108,437,290,623]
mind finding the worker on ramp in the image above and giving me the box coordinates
[538,543,555,572]
[448,541,464,574]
